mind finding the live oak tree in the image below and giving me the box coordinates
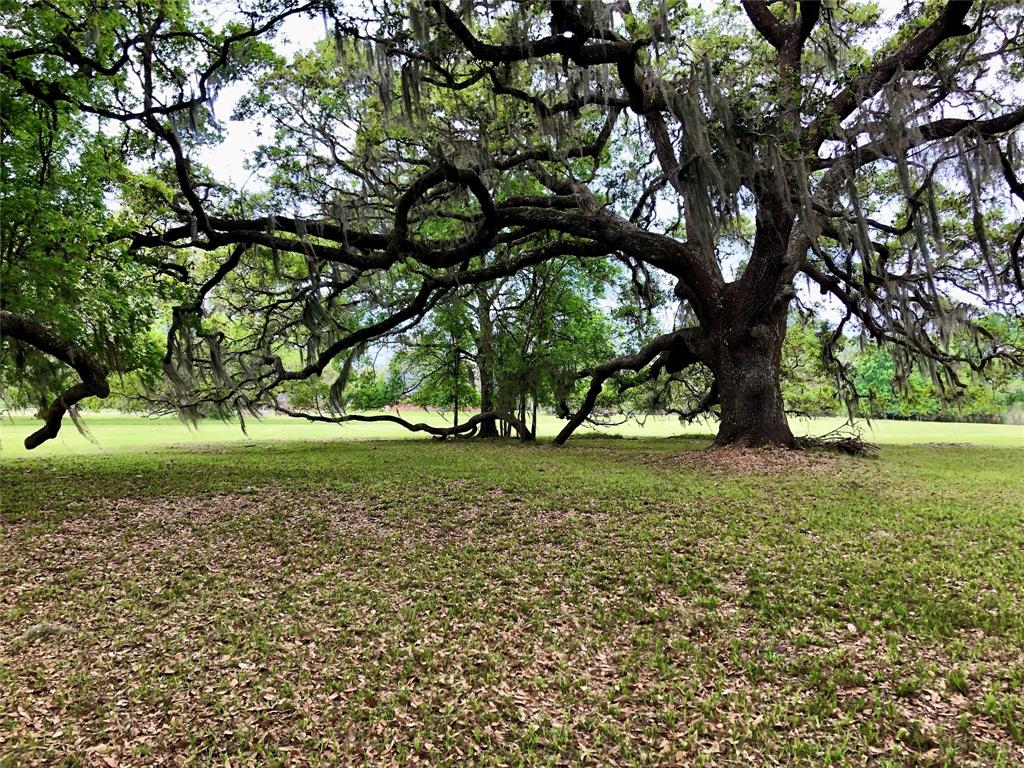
[3,0,1023,448]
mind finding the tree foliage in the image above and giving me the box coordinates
[0,18,171,444]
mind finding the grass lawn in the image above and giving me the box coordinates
[1,411,1022,458]
[1,430,1023,765]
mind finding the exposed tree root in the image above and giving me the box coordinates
[712,432,878,456]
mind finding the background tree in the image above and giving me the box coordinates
[402,299,480,421]
[483,257,619,437]
[780,313,842,417]
[370,256,617,438]
[344,357,405,411]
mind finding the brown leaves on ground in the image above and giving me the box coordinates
[653,444,849,475]
[1,443,1021,767]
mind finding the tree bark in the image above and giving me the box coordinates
[473,285,499,437]
[0,310,111,449]
[710,312,795,448]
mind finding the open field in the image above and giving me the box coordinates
[2,435,1023,766]
[1,411,1022,457]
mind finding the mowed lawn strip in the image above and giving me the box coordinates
[2,412,1022,458]
[1,438,1022,766]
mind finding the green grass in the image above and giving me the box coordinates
[1,434,1022,766]
[1,410,1022,457]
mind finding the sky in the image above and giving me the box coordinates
[193,11,327,188]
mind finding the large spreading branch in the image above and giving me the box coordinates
[805,1,975,152]
[0,310,111,449]
[276,406,531,441]
[553,327,704,445]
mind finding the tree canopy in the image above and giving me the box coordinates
[2,0,1023,448]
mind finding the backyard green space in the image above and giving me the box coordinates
[2,436,1022,765]
[2,411,1022,457]
[5,0,1024,765]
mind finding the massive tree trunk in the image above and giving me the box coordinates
[697,186,799,448]
[708,304,795,448]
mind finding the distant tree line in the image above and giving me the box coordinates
[780,314,1024,423]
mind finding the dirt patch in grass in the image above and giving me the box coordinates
[653,444,851,475]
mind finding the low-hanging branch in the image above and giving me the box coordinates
[0,310,111,449]
[553,328,704,445]
[275,405,531,441]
